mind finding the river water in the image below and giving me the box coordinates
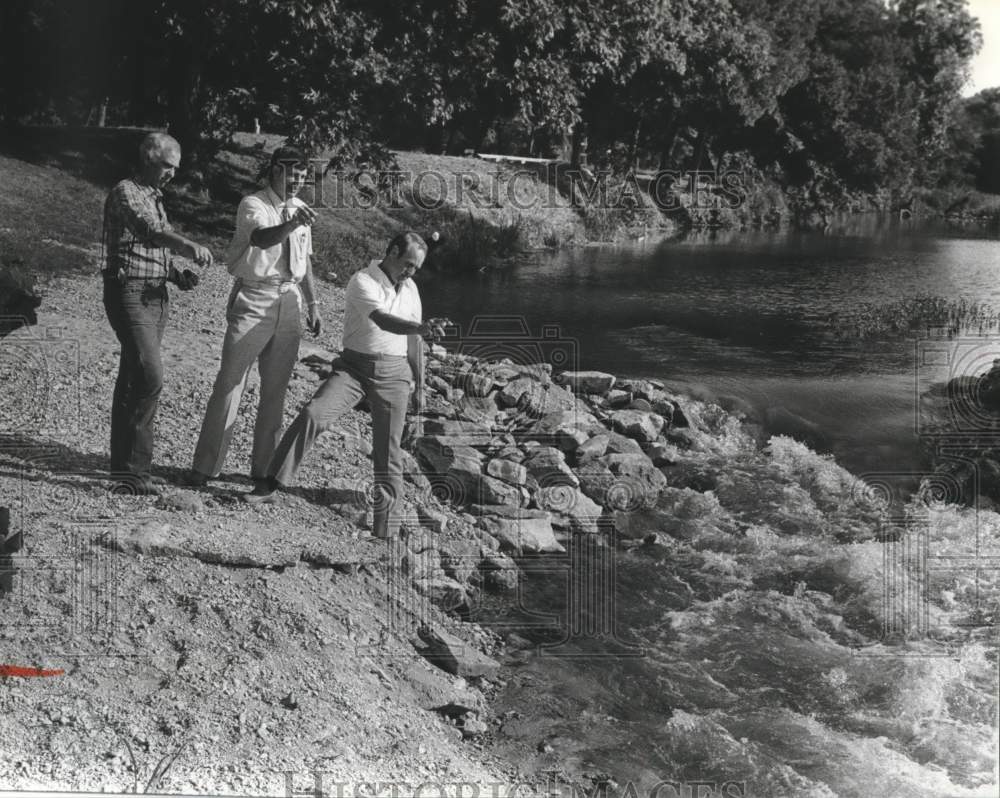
[421,216,1000,797]
[424,215,1000,479]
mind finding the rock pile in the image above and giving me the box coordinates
[395,347,724,620]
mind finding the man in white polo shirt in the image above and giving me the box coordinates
[183,146,322,488]
[246,231,442,540]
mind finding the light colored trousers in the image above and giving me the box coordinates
[269,349,412,539]
[193,281,301,479]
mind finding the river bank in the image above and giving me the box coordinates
[2,249,998,794]
[0,229,745,792]
[1,135,997,796]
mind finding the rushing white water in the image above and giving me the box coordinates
[424,219,999,795]
[492,428,998,796]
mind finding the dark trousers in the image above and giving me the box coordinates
[270,350,412,538]
[102,276,169,477]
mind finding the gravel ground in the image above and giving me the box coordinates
[0,261,521,793]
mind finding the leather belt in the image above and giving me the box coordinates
[238,276,300,294]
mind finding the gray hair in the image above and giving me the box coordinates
[139,132,180,165]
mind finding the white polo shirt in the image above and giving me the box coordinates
[225,186,312,281]
[342,260,422,356]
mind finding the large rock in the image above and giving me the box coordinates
[554,371,616,395]
[652,398,685,426]
[610,409,667,444]
[536,486,604,535]
[415,437,486,505]
[604,452,667,504]
[486,458,528,486]
[576,462,617,508]
[417,625,501,678]
[422,419,493,443]
[475,508,563,554]
[556,426,590,453]
[498,376,543,408]
[526,409,602,442]
[534,382,585,415]
[576,434,610,462]
[604,431,645,455]
[603,389,633,408]
[455,393,499,425]
[456,370,495,397]
[618,379,660,402]
[415,436,485,475]
[483,363,524,386]
[476,473,524,506]
[522,446,580,488]
[577,452,666,511]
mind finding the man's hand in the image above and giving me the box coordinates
[169,266,200,291]
[410,384,427,415]
[306,304,323,337]
[290,205,318,228]
[187,242,214,267]
[419,317,451,341]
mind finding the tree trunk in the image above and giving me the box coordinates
[693,131,705,173]
[630,115,642,172]
[165,42,202,168]
[657,117,679,172]
[571,125,589,168]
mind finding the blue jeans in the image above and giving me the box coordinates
[103,276,169,477]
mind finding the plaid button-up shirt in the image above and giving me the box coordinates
[102,178,173,280]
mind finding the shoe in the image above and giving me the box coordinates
[242,477,280,505]
[178,469,210,488]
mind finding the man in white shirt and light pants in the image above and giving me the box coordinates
[185,147,322,488]
[246,231,440,541]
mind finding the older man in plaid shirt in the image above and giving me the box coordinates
[102,132,213,495]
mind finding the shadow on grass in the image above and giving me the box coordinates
[0,125,142,188]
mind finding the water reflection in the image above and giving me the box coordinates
[422,217,1000,477]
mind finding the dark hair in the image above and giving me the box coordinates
[386,231,427,257]
[269,145,310,168]
[257,145,311,181]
